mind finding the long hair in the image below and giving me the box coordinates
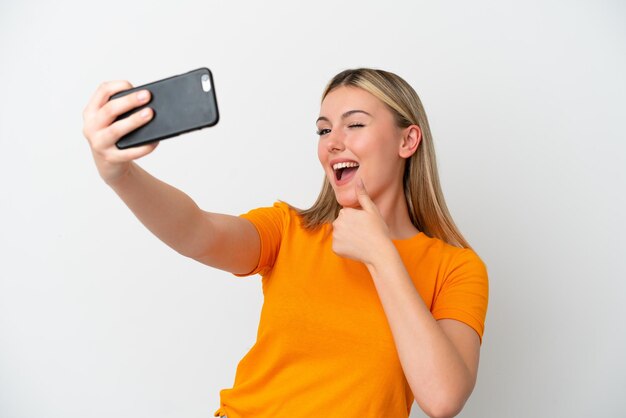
[296,68,470,248]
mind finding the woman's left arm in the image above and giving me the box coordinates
[332,182,480,418]
[366,246,480,418]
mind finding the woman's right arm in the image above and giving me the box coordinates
[82,81,260,275]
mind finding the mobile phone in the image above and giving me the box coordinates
[110,68,219,149]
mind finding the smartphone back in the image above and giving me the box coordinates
[111,68,219,149]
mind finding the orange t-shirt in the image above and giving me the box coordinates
[214,202,488,418]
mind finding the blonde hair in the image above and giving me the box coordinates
[296,68,470,249]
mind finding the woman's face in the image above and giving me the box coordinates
[316,86,407,208]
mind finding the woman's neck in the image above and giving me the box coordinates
[374,184,420,240]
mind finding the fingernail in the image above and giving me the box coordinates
[137,90,149,102]
[140,108,151,118]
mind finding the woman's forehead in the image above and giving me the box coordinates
[319,86,385,117]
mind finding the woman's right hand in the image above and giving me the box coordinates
[82,81,158,185]
[81,81,261,275]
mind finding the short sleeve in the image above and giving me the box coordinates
[431,249,489,342]
[234,201,290,277]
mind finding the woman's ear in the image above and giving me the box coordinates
[399,125,421,158]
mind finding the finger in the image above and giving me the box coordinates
[83,80,133,118]
[102,138,160,164]
[94,88,152,129]
[355,179,376,211]
[95,107,154,149]
[115,140,160,162]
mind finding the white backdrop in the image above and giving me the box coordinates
[1,1,625,417]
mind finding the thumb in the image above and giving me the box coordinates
[356,179,376,211]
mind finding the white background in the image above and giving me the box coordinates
[1,1,625,417]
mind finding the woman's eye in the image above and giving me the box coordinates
[317,128,331,136]
[349,123,364,128]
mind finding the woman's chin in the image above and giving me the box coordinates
[335,194,359,209]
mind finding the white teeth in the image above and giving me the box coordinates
[332,161,360,170]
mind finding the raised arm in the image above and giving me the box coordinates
[82,81,260,275]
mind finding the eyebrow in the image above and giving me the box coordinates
[316,109,372,124]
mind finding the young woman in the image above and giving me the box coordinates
[82,68,488,418]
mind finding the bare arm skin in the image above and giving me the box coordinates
[365,247,480,418]
[82,81,260,275]
[332,182,480,418]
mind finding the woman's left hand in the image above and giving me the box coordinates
[331,180,393,266]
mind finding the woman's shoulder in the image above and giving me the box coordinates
[241,200,327,234]
[408,233,487,273]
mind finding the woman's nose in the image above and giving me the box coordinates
[326,131,345,153]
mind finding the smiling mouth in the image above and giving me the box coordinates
[333,161,360,181]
